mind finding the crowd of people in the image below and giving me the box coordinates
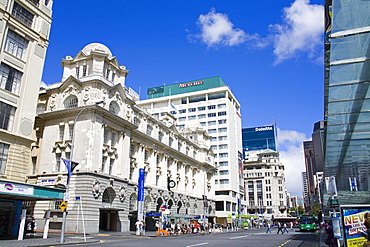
[154,221,231,236]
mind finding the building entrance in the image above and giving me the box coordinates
[99,210,118,231]
[0,201,16,236]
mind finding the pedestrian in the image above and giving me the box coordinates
[135,220,141,235]
[283,223,289,233]
[324,221,337,247]
[276,222,284,234]
[266,222,272,233]
[30,217,36,236]
[290,222,293,231]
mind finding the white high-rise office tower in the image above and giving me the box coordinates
[137,77,245,225]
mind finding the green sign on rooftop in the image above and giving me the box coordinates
[147,76,227,99]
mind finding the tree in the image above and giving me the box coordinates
[310,203,321,216]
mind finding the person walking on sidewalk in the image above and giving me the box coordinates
[266,222,272,233]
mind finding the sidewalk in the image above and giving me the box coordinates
[0,232,100,247]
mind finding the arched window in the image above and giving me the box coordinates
[64,95,78,109]
[192,203,197,215]
[129,193,137,211]
[102,187,116,205]
[109,101,120,114]
[168,199,173,209]
[177,201,182,214]
[144,196,151,212]
[156,198,163,212]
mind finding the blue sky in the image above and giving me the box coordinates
[42,0,324,197]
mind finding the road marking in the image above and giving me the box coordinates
[186,242,209,247]
[230,235,250,239]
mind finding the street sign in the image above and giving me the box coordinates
[59,201,68,211]
[160,205,166,211]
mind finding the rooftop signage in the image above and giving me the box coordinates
[178,80,204,88]
[255,126,273,131]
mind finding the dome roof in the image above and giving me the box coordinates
[82,43,113,59]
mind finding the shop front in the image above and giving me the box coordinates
[0,180,65,237]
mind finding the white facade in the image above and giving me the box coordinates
[137,79,245,224]
[0,0,53,182]
[30,43,216,233]
[243,149,288,219]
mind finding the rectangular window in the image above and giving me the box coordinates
[101,156,107,172]
[181,98,187,104]
[188,115,196,120]
[76,66,80,78]
[211,145,217,150]
[5,29,29,60]
[188,108,196,112]
[219,136,228,141]
[178,124,185,130]
[208,129,217,134]
[111,132,116,146]
[208,113,216,118]
[82,65,87,76]
[55,153,61,172]
[219,153,228,158]
[179,109,186,114]
[210,137,217,142]
[109,158,114,175]
[208,105,216,110]
[218,104,226,109]
[179,117,186,122]
[220,179,229,184]
[198,114,206,119]
[12,2,34,27]
[208,92,226,100]
[219,144,228,149]
[219,170,229,175]
[218,111,227,116]
[198,106,206,111]
[208,121,216,126]
[146,125,153,136]
[218,119,227,124]
[219,161,228,166]
[68,124,74,140]
[59,125,64,140]
[1,102,18,130]
[189,95,206,103]
[0,63,22,94]
[0,143,10,174]
[218,127,227,133]
[200,122,206,126]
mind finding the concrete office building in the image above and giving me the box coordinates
[242,125,287,219]
[0,0,64,237]
[137,77,245,225]
[30,43,216,233]
[324,0,370,203]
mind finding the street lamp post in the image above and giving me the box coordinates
[60,101,103,244]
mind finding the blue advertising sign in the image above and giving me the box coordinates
[138,168,145,202]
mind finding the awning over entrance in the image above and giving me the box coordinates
[0,180,65,201]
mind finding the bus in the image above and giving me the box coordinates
[299,215,319,231]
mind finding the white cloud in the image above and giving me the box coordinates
[277,128,310,197]
[270,0,324,64]
[190,8,257,47]
[189,0,324,64]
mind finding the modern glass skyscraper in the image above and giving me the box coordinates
[242,124,277,155]
[324,0,370,191]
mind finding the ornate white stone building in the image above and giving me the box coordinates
[243,149,288,220]
[29,43,216,233]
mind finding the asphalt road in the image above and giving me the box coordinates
[73,228,320,247]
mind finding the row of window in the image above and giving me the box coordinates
[178,112,227,121]
[178,104,226,114]
[181,92,226,104]
[211,144,228,150]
